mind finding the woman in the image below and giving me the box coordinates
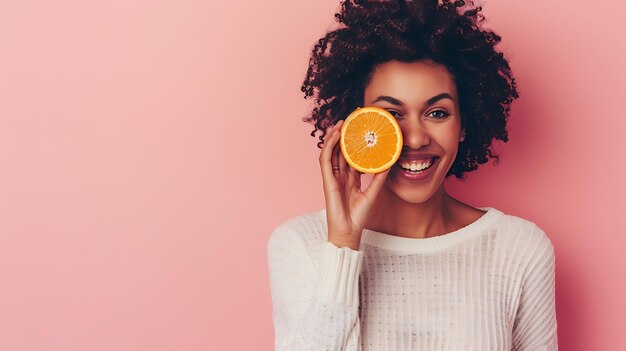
[267,0,558,350]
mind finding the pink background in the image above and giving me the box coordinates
[0,0,623,350]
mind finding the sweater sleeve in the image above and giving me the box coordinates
[511,226,558,351]
[267,223,364,351]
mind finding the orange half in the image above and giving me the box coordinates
[339,106,403,174]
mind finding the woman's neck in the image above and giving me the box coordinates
[365,183,467,239]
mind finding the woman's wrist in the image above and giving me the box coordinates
[328,237,361,251]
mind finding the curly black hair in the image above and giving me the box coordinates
[301,0,519,179]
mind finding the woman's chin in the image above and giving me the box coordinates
[385,164,448,203]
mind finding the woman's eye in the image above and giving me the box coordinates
[387,110,402,118]
[429,109,450,119]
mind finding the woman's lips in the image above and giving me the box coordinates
[398,157,436,170]
[394,157,439,181]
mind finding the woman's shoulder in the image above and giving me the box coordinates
[491,207,555,256]
[266,208,328,255]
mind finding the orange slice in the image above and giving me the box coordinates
[339,106,403,174]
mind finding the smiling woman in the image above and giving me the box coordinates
[267,1,558,350]
[363,59,465,204]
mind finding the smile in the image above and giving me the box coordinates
[399,157,436,173]
[396,157,439,181]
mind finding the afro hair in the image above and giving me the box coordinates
[301,0,519,179]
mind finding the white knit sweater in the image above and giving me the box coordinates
[267,206,558,350]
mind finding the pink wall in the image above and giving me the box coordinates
[0,0,623,350]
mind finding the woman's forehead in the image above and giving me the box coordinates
[364,60,457,104]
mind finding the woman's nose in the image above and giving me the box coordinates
[402,117,431,149]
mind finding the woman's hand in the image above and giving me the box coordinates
[319,119,391,251]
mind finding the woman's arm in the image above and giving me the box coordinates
[511,226,558,351]
[267,224,363,351]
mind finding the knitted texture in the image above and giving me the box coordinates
[267,207,558,350]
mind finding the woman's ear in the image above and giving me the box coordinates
[460,128,465,142]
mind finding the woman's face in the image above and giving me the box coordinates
[363,59,464,204]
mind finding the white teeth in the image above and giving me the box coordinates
[400,158,434,171]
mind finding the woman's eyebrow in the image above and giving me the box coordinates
[425,93,454,106]
[371,95,404,106]
[371,93,454,107]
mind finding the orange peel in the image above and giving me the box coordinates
[339,106,403,174]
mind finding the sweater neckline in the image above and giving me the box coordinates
[360,207,502,253]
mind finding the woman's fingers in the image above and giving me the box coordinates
[336,142,347,181]
[319,121,343,194]
[348,165,362,191]
[341,150,357,191]
[329,120,344,181]
[331,140,340,180]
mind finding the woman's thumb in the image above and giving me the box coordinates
[363,167,391,199]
